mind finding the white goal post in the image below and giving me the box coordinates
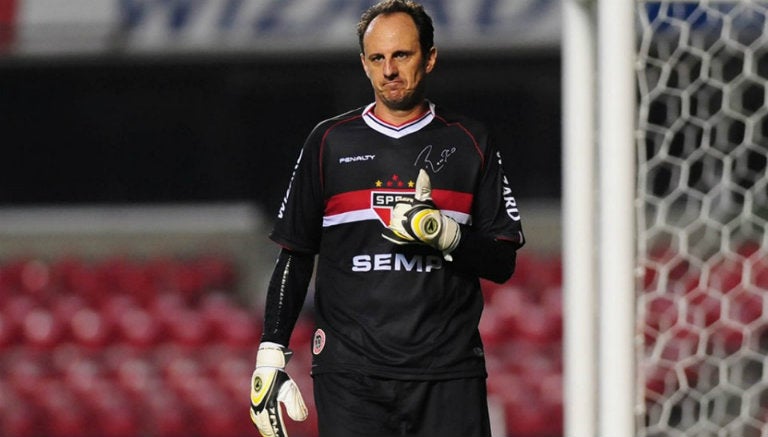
[563,0,636,436]
[564,1,768,437]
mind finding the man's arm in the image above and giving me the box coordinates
[250,247,314,437]
[448,229,520,284]
[261,248,315,345]
[383,168,521,284]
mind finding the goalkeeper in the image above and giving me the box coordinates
[250,1,525,436]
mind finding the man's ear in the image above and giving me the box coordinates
[425,47,437,73]
[360,53,371,79]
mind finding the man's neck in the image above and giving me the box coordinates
[372,101,429,126]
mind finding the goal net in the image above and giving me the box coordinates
[636,2,768,436]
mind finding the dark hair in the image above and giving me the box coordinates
[357,0,434,57]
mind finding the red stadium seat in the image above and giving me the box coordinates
[70,306,115,349]
[143,389,193,437]
[0,398,43,437]
[706,257,744,294]
[707,323,745,356]
[38,380,91,437]
[726,287,763,326]
[0,395,40,437]
[22,307,67,349]
[117,306,164,348]
[516,302,562,344]
[52,294,87,320]
[659,325,701,361]
[89,386,141,437]
[4,294,37,327]
[162,353,205,395]
[201,294,260,348]
[19,258,52,296]
[685,288,722,328]
[208,348,252,400]
[643,362,678,398]
[98,257,147,296]
[160,259,206,301]
[488,373,549,437]
[193,254,237,291]
[55,257,104,302]
[489,285,529,336]
[165,309,211,348]
[0,312,20,349]
[750,256,768,289]
[644,293,679,333]
[479,305,505,348]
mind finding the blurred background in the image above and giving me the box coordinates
[0,1,563,436]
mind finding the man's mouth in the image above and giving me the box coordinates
[383,80,403,89]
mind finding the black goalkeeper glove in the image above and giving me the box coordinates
[250,343,308,437]
[382,169,461,256]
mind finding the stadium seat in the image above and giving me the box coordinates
[93,395,141,437]
[208,348,252,400]
[53,256,104,302]
[644,293,679,333]
[490,373,549,437]
[750,256,768,289]
[117,306,164,348]
[726,287,763,326]
[70,306,114,349]
[707,257,744,294]
[22,307,67,349]
[659,326,701,362]
[479,305,505,348]
[0,312,20,349]
[141,387,193,437]
[200,294,260,347]
[38,380,90,437]
[685,288,722,328]
[707,323,745,355]
[4,294,36,327]
[19,258,52,296]
[0,394,40,437]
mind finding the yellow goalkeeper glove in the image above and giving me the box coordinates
[250,343,308,437]
[382,169,461,256]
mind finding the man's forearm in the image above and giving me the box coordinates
[261,248,315,345]
[448,229,519,283]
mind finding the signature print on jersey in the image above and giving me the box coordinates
[414,144,456,173]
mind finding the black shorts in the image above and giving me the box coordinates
[313,373,491,437]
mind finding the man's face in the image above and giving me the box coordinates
[360,12,436,112]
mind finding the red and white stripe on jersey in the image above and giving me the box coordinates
[362,102,436,139]
[323,188,473,228]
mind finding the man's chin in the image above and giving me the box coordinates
[381,95,422,112]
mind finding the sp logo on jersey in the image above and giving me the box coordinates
[371,191,414,226]
[370,174,416,226]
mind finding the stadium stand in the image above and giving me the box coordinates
[0,203,566,437]
[0,251,565,437]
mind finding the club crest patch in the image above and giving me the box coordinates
[312,329,326,355]
[370,174,416,226]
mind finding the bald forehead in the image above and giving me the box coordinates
[362,12,420,53]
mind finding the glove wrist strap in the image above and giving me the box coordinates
[256,343,287,368]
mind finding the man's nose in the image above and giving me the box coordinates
[383,59,398,79]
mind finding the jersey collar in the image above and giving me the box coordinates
[362,101,435,139]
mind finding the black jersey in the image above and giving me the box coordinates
[270,102,524,380]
